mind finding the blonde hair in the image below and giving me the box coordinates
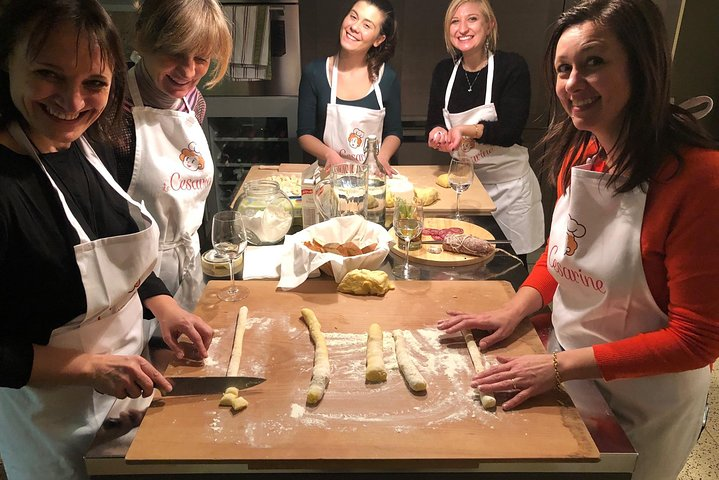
[443,0,497,61]
[134,0,232,88]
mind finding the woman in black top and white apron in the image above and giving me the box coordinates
[426,0,544,258]
[0,3,213,478]
[297,0,401,174]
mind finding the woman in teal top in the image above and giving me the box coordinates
[296,0,402,172]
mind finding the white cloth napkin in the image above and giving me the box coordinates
[242,245,287,280]
[278,216,391,290]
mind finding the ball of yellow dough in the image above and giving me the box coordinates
[436,173,450,188]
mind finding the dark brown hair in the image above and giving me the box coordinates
[0,0,127,142]
[539,0,718,194]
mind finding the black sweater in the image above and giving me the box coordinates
[425,51,530,147]
[0,141,169,388]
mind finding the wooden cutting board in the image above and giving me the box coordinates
[126,280,598,466]
[236,164,496,216]
[388,218,495,266]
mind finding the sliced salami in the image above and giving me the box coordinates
[422,227,465,241]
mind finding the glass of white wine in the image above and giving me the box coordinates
[392,198,424,280]
[212,210,249,302]
[448,156,474,220]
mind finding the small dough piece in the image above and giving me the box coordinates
[385,189,395,208]
[338,269,395,296]
[462,329,496,409]
[365,323,387,382]
[230,396,249,412]
[224,386,240,397]
[227,306,248,377]
[219,392,236,406]
[436,173,450,188]
[414,186,439,206]
[392,330,427,392]
[301,308,330,405]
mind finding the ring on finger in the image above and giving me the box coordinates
[511,378,518,390]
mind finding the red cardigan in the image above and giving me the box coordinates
[523,146,719,380]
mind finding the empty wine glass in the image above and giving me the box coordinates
[448,156,474,220]
[392,198,424,280]
[212,210,249,302]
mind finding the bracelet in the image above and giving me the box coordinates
[552,352,564,391]
[473,124,480,138]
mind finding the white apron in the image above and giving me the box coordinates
[442,55,543,254]
[547,161,710,480]
[127,67,212,312]
[0,123,159,480]
[322,56,386,163]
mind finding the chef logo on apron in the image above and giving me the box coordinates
[179,141,206,171]
[348,128,365,150]
[565,214,586,256]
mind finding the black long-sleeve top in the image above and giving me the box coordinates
[0,141,169,389]
[425,51,530,147]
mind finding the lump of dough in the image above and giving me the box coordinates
[436,173,450,188]
[219,393,236,406]
[224,386,240,397]
[414,187,439,206]
[338,269,395,296]
[231,396,249,412]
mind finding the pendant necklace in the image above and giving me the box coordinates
[462,58,486,92]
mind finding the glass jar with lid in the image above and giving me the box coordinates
[235,180,293,245]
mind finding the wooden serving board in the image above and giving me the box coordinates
[389,218,496,266]
[126,280,598,466]
[235,164,496,216]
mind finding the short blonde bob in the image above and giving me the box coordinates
[443,0,498,60]
[134,0,232,88]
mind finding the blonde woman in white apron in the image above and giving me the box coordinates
[437,1,719,479]
[426,0,544,258]
[0,5,213,478]
[110,0,232,313]
[297,0,401,173]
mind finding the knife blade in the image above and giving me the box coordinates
[421,239,512,245]
[163,376,265,396]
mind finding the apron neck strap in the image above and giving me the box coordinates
[7,122,91,242]
[330,55,384,109]
[444,54,496,108]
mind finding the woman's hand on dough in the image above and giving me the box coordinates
[471,354,556,410]
[146,295,214,360]
[437,308,521,350]
[89,354,171,399]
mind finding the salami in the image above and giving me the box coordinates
[422,227,464,241]
[442,234,495,257]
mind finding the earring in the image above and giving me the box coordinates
[485,38,490,55]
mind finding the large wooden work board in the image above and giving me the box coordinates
[126,280,598,467]
[235,164,496,216]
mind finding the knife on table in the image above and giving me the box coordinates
[162,376,266,396]
[420,239,512,245]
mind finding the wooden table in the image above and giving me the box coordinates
[84,280,612,477]
[235,164,496,216]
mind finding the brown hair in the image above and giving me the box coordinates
[443,0,498,61]
[539,0,718,194]
[134,0,233,88]
[0,0,126,141]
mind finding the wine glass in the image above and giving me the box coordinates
[448,156,474,220]
[392,198,424,280]
[211,210,249,302]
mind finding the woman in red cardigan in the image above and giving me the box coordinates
[438,1,719,479]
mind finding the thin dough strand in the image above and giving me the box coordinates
[227,306,248,377]
[392,329,427,392]
[365,323,387,382]
[462,329,496,409]
[301,308,330,405]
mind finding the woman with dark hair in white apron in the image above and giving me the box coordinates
[0,2,213,478]
[437,1,719,479]
[297,0,402,174]
[426,0,544,263]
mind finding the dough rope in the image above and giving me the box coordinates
[462,329,496,409]
[301,308,330,405]
[365,323,387,382]
[227,306,248,377]
[392,329,427,392]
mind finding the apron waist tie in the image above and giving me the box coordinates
[159,232,197,282]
